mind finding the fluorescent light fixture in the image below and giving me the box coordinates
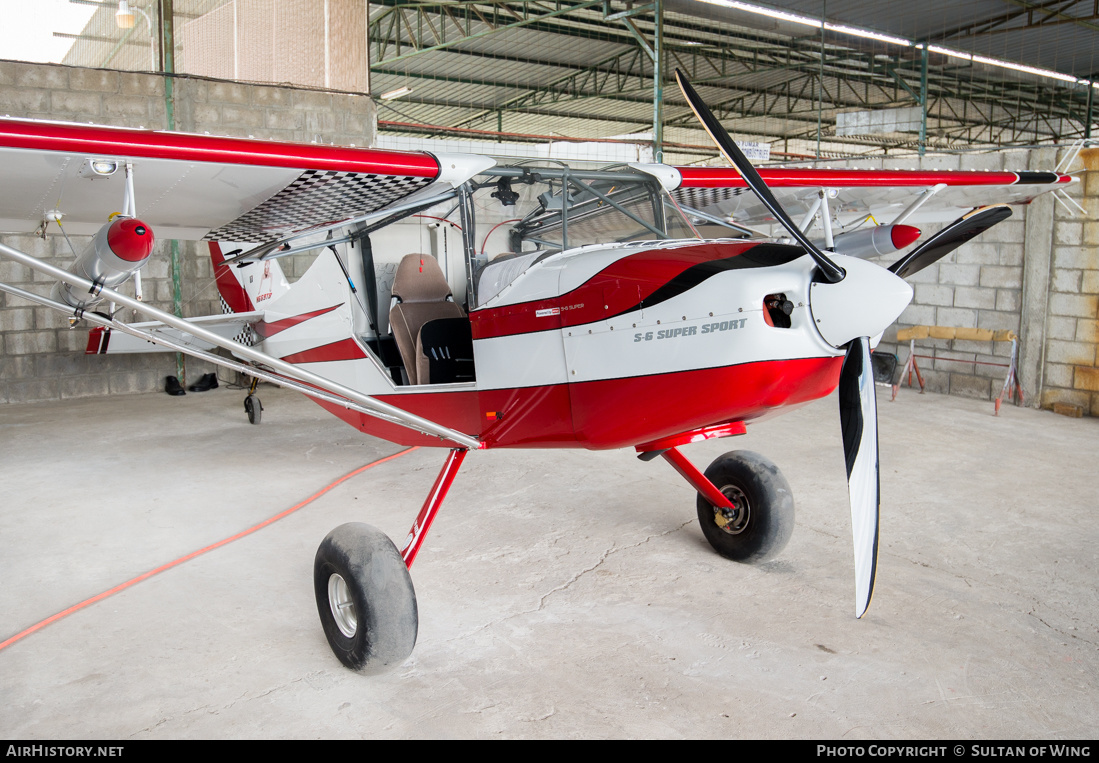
[698,0,819,28]
[927,44,971,61]
[971,54,1078,83]
[116,1,135,30]
[699,0,1089,87]
[380,86,414,100]
[823,23,910,47]
[928,44,1081,84]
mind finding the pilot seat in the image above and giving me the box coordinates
[389,253,475,385]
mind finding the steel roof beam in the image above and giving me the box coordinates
[976,0,1099,36]
[370,0,605,65]
[368,0,1094,150]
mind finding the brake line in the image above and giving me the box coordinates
[0,447,419,653]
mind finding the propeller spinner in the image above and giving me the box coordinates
[674,68,913,618]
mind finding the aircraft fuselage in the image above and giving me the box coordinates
[285,237,850,450]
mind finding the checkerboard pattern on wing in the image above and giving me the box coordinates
[219,295,257,346]
[205,170,436,245]
[673,186,749,210]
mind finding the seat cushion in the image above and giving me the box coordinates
[390,300,465,385]
[416,317,476,384]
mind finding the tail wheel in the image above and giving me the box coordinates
[244,395,262,425]
[314,523,418,674]
[696,450,795,563]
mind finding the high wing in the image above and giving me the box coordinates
[0,115,1070,244]
[0,117,491,449]
[669,166,1074,230]
[0,118,493,244]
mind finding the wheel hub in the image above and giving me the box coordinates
[714,484,750,535]
[327,573,358,638]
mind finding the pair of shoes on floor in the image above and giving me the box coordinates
[164,373,218,396]
[165,376,186,396]
[188,372,219,392]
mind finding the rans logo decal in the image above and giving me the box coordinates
[634,318,747,342]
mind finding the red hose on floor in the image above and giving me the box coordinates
[0,447,418,653]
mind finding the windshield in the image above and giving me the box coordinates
[465,164,699,306]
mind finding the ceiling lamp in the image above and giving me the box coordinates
[380,86,414,100]
[116,1,136,30]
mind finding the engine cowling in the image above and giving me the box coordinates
[54,217,155,308]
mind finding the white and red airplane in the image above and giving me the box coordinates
[0,73,1073,673]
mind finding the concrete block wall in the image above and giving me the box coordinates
[0,60,376,404]
[1039,148,1099,416]
[855,151,1019,400]
[0,233,222,403]
[870,146,1098,416]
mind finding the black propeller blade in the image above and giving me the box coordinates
[838,336,880,618]
[676,68,887,618]
[889,205,1012,279]
[674,69,846,284]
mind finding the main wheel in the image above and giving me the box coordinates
[695,450,794,563]
[314,522,418,673]
[244,395,262,425]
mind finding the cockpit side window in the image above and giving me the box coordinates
[461,165,704,308]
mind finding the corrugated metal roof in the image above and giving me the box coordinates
[47,0,1099,157]
[687,0,1099,78]
[788,1,1090,65]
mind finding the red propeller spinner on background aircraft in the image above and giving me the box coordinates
[0,72,1073,673]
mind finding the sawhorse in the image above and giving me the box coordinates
[891,326,1024,415]
[892,338,925,400]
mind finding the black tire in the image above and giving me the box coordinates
[244,395,262,425]
[314,522,418,674]
[695,450,795,563]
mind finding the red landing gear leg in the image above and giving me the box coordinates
[652,445,796,563]
[659,446,737,514]
[314,447,468,672]
[400,448,468,568]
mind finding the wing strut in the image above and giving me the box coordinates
[0,240,481,450]
[0,280,431,433]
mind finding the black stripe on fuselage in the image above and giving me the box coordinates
[612,243,805,318]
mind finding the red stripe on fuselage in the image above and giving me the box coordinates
[209,242,253,314]
[255,304,343,339]
[314,389,483,448]
[314,357,842,450]
[279,338,367,364]
[566,356,841,449]
[471,240,760,340]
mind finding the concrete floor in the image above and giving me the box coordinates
[0,382,1096,739]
